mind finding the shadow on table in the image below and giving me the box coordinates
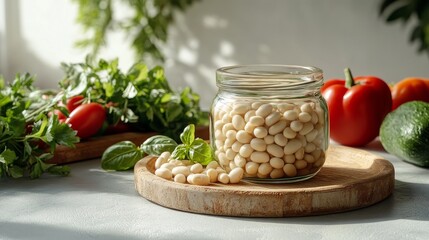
[226,179,429,224]
[0,159,137,197]
[0,221,143,240]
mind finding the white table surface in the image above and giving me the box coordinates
[1,140,429,240]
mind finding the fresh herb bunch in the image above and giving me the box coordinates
[379,0,429,56]
[101,124,212,170]
[73,0,200,62]
[0,74,79,179]
[60,58,204,140]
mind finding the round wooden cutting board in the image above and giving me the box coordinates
[134,145,394,217]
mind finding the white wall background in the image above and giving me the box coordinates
[1,0,429,110]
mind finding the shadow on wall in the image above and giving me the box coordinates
[165,0,351,110]
[4,0,62,89]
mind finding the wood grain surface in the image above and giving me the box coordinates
[48,126,210,164]
[134,145,395,217]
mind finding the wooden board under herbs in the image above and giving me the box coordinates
[134,145,395,217]
[49,126,210,164]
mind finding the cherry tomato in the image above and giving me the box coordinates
[66,95,85,112]
[48,109,67,121]
[66,103,106,139]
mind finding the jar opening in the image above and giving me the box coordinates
[216,64,324,90]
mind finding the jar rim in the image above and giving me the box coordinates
[216,64,324,90]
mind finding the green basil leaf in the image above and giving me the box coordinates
[0,149,16,164]
[171,144,188,160]
[140,135,177,155]
[180,124,195,145]
[189,138,212,165]
[101,141,143,170]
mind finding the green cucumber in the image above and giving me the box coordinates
[380,101,429,167]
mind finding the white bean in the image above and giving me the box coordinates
[283,139,303,154]
[264,135,274,144]
[226,129,237,140]
[295,147,305,160]
[255,104,273,117]
[268,120,287,135]
[234,155,247,168]
[290,120,303,132]
[244,122,257,133]
[206,168,218,183]
[251,102,263,109]
[242,111,254,123]
[283,110,298,121]
[249,115,265,126]
[304,154,315,163]
[160,163,175,171]
[300,103,313,113]
[222,123,234,135]
[190,163,204,174]
[190,174,210,186]
[305,129,319,142]
[236,130,252,143]
[274,134,288,146]
[283,127,297,139]
[304,142,316,153]
[174,174,187,183]
[206,161,219,169]
[231,141,243,153]
[270,168,285,178]
[254,127,268,138]
[245,162,259,175]
[244,110,256,121]
[215,129,226,141]
[225,148,236,160]
[250,151,270,163]
[265,112,281,126]
[232,115,245,130]
[258,163,273,175]
[284,154,296,164]
[277,103,294,112]
[311,111,319,124]
[214,120,224,131]
[294,160,308,170]
[172,166,191,176]
[283,164,297,177]
[217,152,229,166]
[250,138,267,151]
[267,144,284,158]
[229,168,244,183]
[155,156,167,169]
[298,112,312,122]
[233,103,251,115]
[239,144,254,158]
[269,157,285,169]
[222,114,232,124]
[155,168,172,180]
[217,173,230,184]
[299,122,314,135]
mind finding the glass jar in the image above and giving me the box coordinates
[210,65,329,183]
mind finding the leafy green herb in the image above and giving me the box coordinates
[60,58,205,141]
[140,135,178,156]
[101,124,212,170]
[101,141,143,171]
[73,0,200,63]
[0,74,79,179]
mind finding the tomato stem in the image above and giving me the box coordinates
[344,68,355,88]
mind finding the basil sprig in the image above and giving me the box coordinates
[101,124,212,170]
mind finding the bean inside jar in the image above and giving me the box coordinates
[211,65,329,183]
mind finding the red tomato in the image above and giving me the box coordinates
[66,103,106,139]
[49,109,67,120]
[66,95,85,112]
